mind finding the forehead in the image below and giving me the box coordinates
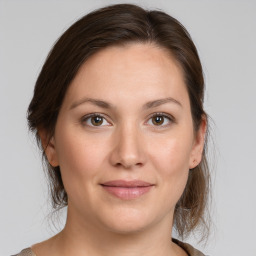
[63,43,189,109]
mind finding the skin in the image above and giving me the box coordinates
[34,43,206,256]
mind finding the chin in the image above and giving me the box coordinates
[96,206,159,235]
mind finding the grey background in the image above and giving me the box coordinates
[1,0,256,255]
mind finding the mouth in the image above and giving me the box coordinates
[100,180,154,200]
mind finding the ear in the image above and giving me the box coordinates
[189,116,207,169]
[38,129,59,167]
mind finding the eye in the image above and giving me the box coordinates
[147,113,174,127]
[81,113,111,127]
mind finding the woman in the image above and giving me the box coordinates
[14,4,210,256]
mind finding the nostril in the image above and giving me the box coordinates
[115,161,144,169]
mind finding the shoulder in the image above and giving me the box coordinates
[12,248,36,256]
[172,238,206,256]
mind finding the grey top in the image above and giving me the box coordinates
[12,248,36,256]
[13,239,205,256]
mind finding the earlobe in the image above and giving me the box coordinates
[189,117,207,169]
[38,129,59,167]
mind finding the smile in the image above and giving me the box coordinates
[100,180,154,200]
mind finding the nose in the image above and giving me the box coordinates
[109,123,147,169]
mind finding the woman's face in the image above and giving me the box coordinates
[45,43,205,234]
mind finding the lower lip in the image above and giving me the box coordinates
[101,185,153,200]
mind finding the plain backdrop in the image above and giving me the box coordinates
[1,0,256,255]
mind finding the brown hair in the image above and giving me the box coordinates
[27,4,211,241]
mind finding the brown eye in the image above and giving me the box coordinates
[152,116,164,125]
[147,113,173,127]
[82,114,110,127]
[91,116,103,126]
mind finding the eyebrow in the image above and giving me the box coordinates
[143,97,182,110]
[70,98,114,110]
[70,97,182,110]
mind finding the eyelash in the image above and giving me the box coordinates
[81,112,175,128]
[148,113,175,127]
[81,113,110,127]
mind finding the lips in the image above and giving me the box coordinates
[100,180,154,200]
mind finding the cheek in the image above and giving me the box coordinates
[54,128,107,192]
[149,134,193,176]
[148,134,192,204]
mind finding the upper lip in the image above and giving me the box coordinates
[101,180,153,187]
